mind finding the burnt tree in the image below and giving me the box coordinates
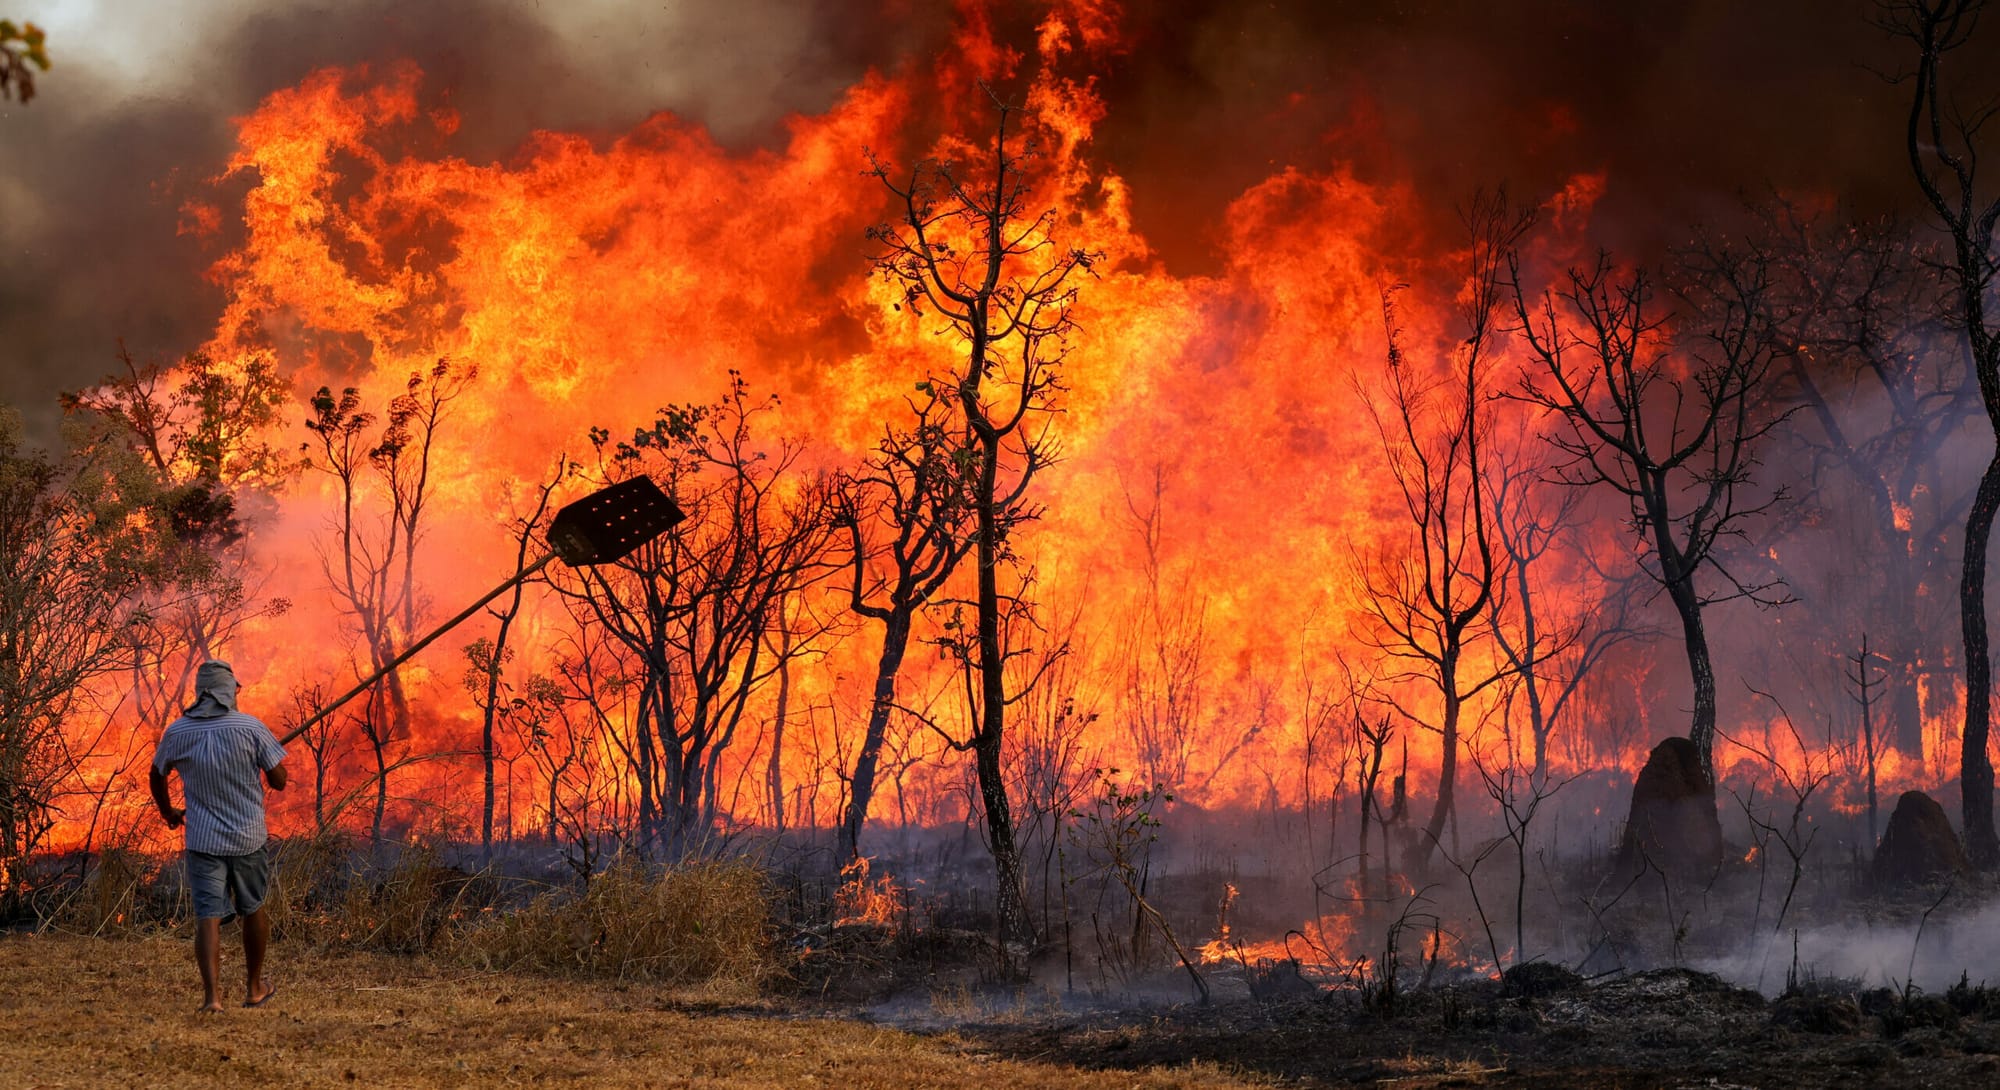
[1358,193,1528,869]
[1750,207,1969,760]
[1483,430,1643,783]
[303,359,475,840]
[1507,243,1792,787]
[564,379,838,854]
[464,456,563,858]
[836,383,976,862]
[869,90,1098,944]
[1879,0,2000,866]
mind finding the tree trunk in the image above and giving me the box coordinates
[370,734,388,843]
[1666,575,1718,787]
[1959,454,2000,867]
[1514,560,1551,780]
[972,426,1031,947]
[766,620,794,833]
[1885,556,1928,758]
[841,611,913,861]
[1418,650,1461,868]
[480,615,515,860]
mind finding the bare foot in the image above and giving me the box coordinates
[198,1001,225,1015]
[243,982,275,1008]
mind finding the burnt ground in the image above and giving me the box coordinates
[933,967,2000,1089]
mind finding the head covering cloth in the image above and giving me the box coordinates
[183,658,240,718]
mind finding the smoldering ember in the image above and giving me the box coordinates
[7,1,2000,1086]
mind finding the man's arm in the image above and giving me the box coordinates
[259,726,288,791]
[149,766,184,828]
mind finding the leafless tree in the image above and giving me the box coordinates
[1723,687,1835,990]
[561,378,839,854]
[1849,634,1893,846]
[1117,465,1210,794]
[1483,429,1646,782]
[550,607,639,860]
[1728,206,1970,761]
[462,455,564,858]
[1507,235,1794,787]
[1877,0,2000,865]
[1351,694,1397,902]
[283,681,337,830]
[1298,635,1356,871]
[1005,602,1101,935]
[1359,192,1531,869]
[835,382,976,860]
[303,360,475,840]
[1470,692,1574,967]
[868,86,1099,944]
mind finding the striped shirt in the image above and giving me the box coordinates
[152,711,287,856]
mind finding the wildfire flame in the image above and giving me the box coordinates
[29,1,1959,899]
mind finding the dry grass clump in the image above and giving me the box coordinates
[47,847,159,937]
[264,836,480,953]
[30,841,779,994]
[452,857,775,987]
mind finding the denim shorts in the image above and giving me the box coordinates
[186,845,271,922]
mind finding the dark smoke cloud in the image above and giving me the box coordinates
[1089,0,1923,271]
[0,0,1955,439]
[0,0,910,443]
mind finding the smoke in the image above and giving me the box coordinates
[0,0,912,442]
[1698,896,2000,996]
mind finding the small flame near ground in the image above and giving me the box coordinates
[834,856,908,931]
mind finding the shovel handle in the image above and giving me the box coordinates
[278,551,558,746]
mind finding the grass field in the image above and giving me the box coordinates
[0,931,1266,1089]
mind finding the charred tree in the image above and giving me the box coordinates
[1749,207,1969,760]
[466,457,562,859]
[869,89,1098,945]
[1879,0,2000,867]
[303,360,474,839]
[1119,466,1211,795]
[565,379,838,854]
[1483,432,1643,783]
[1358,192,1528,870]
[1507,243,1793,787]
[835,383,976,862]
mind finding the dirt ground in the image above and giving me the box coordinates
[0,931,1260,1089]
[957,962,2000,1089]
[16,931,2000,1089]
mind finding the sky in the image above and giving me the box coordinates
[0,0,1945,442]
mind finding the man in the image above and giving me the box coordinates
[150,659,287,1013]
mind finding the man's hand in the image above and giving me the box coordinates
[149,765,183,830]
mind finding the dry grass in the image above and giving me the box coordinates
[47,848,158,937]
[0,932,1269,1089]
[451,858,775,986]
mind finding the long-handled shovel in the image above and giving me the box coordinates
[278,475,684,746]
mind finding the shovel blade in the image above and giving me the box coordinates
[547,476,685,566]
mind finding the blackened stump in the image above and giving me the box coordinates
[1615,736,1722,880]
